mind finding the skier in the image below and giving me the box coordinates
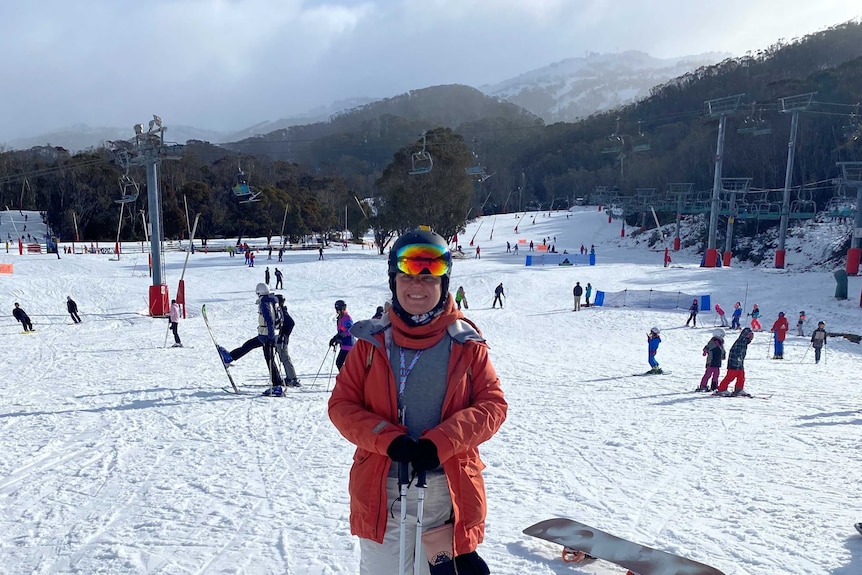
[685,298,699,327]
[329,299,354,372]
[66,295,82,323]
[647,327,662,373]
[264,266,270,286]
[274,268,283,290]
[318,246,324,260]
[731,301,742,330]
[770,311,789,359]
[12,302,34,332]
[327,227,506,575]
[217,283,285,396]
[698,329,726,391]
[274,294,300,387]
[714,327,755,396]
[749,303,762,331]
[585,282,593,307]
[168,299,182,347]
[714,303,728,327]
[492,283,505,309]
[810,321,827,364]
[572,282,583,311]
[455,286,469,310]
[796,311,806,336]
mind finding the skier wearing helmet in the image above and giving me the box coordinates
[770,311,790,359]
[685,298,699,327]
[647,326,662,373]
[698,329,726,391]
[810,321,827,363]
[329,299,354,372]
[797,311,806,336]
[328,227,507,575]
[715,328,755,396]
[217,283,285,396]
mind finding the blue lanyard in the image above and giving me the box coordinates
[397,347,422,425]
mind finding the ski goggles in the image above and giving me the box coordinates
[395,243,451,276]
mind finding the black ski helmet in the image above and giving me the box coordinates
[388,227,452,295]
[334,299,347,312]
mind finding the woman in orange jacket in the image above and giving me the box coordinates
[328,228,507,575]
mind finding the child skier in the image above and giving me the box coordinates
[770,311,789,359]
[685,299,699,327]
[715,327,755,397]
[731,302,742,330]
[749,304,762,331]
[714,303,728,327]
[810,321,827,364]
[647,327,662,374]
[698,329,726,391]
[797,311,806,336]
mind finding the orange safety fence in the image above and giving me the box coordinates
[0,263,12,274]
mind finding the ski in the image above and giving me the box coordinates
[202,304,240,394]
[710,392,772,400]
[633,370,672,376]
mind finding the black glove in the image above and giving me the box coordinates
[386,435,417,463]
[412,438,440,472]
[328,336,339,348]
[454,551,490,575]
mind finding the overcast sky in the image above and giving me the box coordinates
[1,0,859,140]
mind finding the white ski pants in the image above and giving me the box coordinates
[359,473,452,575]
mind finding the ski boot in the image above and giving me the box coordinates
[217,345,233,366]
[262,385,284,397]
[731,388,752,397]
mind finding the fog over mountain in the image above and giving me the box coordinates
[2,50,725,152]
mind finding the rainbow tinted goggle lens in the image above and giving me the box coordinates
[395,243,451,276]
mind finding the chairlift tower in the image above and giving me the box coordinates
[837,162,862,276]
[775,93,815,269]
[107,116,184,316]
[703,94,743,267]
[667,183,693,251]
[720,177,752,266]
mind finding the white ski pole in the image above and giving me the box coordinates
[398,462,410,575]
[414,470,427,575]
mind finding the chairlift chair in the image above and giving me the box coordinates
[115,174,139,204]
[789,200,817,219]
[232,168,261,202]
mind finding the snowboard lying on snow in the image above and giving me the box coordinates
[524,518,726,575]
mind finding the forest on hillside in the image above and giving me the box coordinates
[1,21,861,244]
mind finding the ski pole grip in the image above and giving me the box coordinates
[399,462,410,485]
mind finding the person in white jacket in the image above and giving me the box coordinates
[169,299,182,347]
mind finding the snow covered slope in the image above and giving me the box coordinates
[1,208,860,574]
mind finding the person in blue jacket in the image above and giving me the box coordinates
[731,301,743,330]
[218,283,285,396]
[647,326,662,373]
